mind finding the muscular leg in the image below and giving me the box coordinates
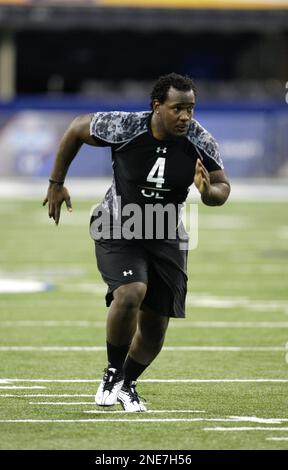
[105,284,169,374]
[106,282,147,346]
[95,282,147,406]
[128,305,170,365]
[117,305,169,412]
[98,290,169,411]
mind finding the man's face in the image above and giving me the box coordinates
[154,86,195,138]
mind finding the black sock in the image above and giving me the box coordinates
[106,341,130,371]
[122,355,149,386]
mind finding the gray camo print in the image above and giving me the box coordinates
[101,178,118,217]
[90,111,223,168]
[188,121,224,169]
[90,111,149,144]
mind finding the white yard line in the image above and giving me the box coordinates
[28,402,100,406]
[164,346,284,351]
[2,320,288,329]
[185,296,288,312]
[0,346,284,352]
[0,346,105,351]
[1,419,288,425]
[28,406,204,413]
[0,394,94,398]
[0,419,203,423]
[0,321,107,328]
[83,416,288,424]
[174,322,288,329]
[204,427,288,432]
[141,379,288,383]
[228,416,288,424]
[2,378,288,384]
[81,413,285,423]
[266,437,288,441]
[2,379,99,383]
[0,386,46,389]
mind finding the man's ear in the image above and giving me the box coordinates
[153,99,160,114]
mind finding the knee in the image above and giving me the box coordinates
[114,283,147,313]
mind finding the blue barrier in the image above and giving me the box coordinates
[0,97,287,178]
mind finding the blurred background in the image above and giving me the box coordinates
[0,0,287,182]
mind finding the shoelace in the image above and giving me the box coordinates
[123,384,146,404]
[102,368,123,392]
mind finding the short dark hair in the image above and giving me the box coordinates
[150,72,196,109]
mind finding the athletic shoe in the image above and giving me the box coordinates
[95,367,124,406]
[117,381,147,412]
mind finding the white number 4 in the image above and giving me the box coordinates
[147,157,166,188]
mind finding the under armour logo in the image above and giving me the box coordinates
[123,270,133,276]
[156,147,167,154]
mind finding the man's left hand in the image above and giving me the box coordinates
[194,158,211,197]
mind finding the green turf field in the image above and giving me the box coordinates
[0,197,288,450]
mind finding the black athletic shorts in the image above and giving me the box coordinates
[94,237,188,318]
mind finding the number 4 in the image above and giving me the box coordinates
[147,157,166,188]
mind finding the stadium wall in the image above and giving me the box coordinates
[0,97,287,178]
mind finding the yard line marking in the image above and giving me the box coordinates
[266,437,288,441]
[204,427,288,432]
[81,415,288,424]
[84,410,205,414]
[141,379,288,383]
[29,402,96,406]
[0,386,46,389]
[1,419,288,425]
[29,402,98,406]
[175,322,288,329]
[0,394,94,398]
[0,346,284,352]
[229,416,288,424]
[163,346,285,352]
[2,379,99,383]
[0,419,218,423]
[2,378,288,384]
[0,346,105,351]
[185,295,288,312]
[2,320,288,329]
[0,279,53,294]
[28,405,204,413]
[0,321,106,328]
[30,401,151,406]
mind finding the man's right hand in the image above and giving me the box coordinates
[42,183,72,225]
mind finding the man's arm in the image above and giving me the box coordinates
[194,158,230,206]
[43,113,98,225]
